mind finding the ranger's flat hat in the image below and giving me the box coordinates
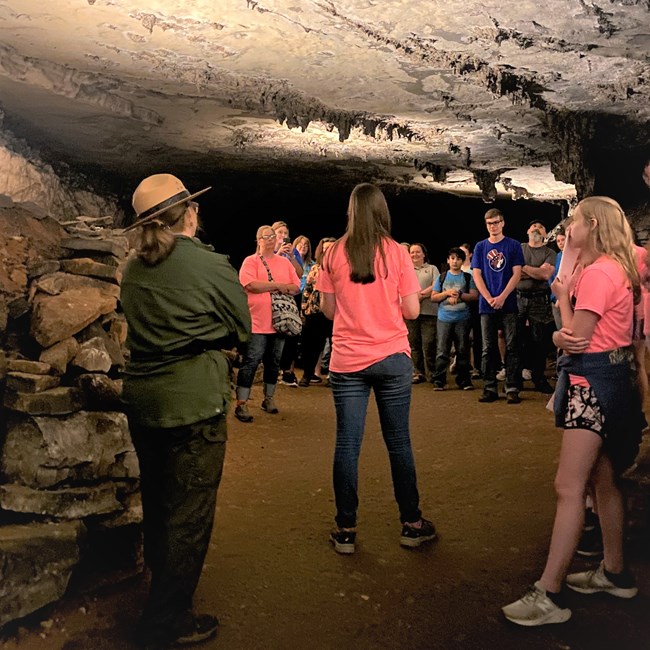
[124,173,211,232]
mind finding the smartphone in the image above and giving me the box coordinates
[283,237,291,245]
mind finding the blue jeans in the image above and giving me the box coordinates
[480,312,519,394]
[236,333,285,400]
[433,318,471,386]
[406,315,437,380]
[329,353,422,528]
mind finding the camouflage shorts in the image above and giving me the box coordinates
[564,384,604,437]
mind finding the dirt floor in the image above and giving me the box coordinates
[2,380,649,650]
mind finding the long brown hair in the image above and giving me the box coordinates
[326,183,392,284]
[135,202,189,266]
[314,237,336,266]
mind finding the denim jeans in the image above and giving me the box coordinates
[406,315,437,380]
[433,318,471,386]
[480,311,519,394]
[516,291,553,385]
[329,353,422,528]
[236,333,285,400]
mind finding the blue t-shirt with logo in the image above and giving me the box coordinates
[433,271,476,322]
[472,236,524,314]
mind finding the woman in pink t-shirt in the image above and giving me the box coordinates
[504,196,642,627]
[318,183,437,555]
[234,225,299,423]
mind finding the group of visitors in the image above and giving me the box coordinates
[118,173,644,647]
[406,208,566,403]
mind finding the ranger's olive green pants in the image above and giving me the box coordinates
[129,414,226,646]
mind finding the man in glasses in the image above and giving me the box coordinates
[472,209,525,404]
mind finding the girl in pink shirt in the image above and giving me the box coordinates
[318,183,436,554]
[504,196,642,627]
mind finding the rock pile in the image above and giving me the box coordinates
[0,207,141,629]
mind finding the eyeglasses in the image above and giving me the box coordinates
[486,220,503,226]
[260,233,277,240]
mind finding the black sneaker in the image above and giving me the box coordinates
[330,528,356,554]
[298,376,310,387]
[174,614,219,646]
[309,375,323,384]
[576,524,604,558]
[280,371,298,387]
[400,518,437,548]
[506,391,522,404]
[432,382,445,391]
[479,391,498,403]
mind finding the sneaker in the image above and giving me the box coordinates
[522,368,533,381]
[412,373,426,384]
[576,524,604,558]
[496,367,506,381]
[280,371,298,387]
[502,582,571,627]
[506,391,522,404]
[471,368,482,380]
[298,376,310,387]
[174,614,219,645]
[478,391,498,403]
[566,561,638,598]
[330,528,356,554]
[310,375,323,384]
[400,518,437,548]
[432,382,445,391]
[534,380,555,395]
[261,397,279,414]
[460,383,474,391]
[234,403,253,423]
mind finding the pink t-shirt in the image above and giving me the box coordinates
[317,238,420,373]
[239,253,298,334]
[571,255,633,387]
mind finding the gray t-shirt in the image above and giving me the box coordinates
[518,244,556,292]
[414,263,439,316]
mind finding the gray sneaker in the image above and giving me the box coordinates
[566,561,638,598]
[502,582,572,627]
[234,403,253,423]
[261,396,279,414]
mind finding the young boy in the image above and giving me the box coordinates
[430,247,478,390]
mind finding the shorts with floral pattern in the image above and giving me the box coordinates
[564,384,605,438]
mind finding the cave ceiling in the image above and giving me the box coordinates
[1,0,649,204]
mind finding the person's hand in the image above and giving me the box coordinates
[447,296,458,305]
[553,327,589,354]
[279,242,292,256]
[445,288,457,298]
[551,276,568,301]
[274,283,289,294]
[490,294,505,309]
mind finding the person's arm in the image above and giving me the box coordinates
[522,262,555,281]
[460,288,479,303]
[321,292,336,320]
[472,268,492,303]
[401,292,420,320]
[491,265,522,309]
[245,280,292,294]
[550,276,589,354]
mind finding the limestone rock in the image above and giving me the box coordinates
[1,411,138,489]
[0,483,122,519]
[0,295,7,332]
[6,371,61,393]
[77,373,123,410]
[30,288,117,348]
[60,257,121,284]
[7,296,29,319]
[3,386,82,415]
[71,336,112,373]
[60,236,128,259]
[39,337,80,375]
[27,259,60,279]
[76,321,125,368]
[7,359,52,374]
[0,350,6,381]
[0,521,83,628]
[33,271,120,299]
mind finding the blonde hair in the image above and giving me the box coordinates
[256,224,274,253]
[135,202,189,266]
[576,196,640,304]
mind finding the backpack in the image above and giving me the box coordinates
[439,270,471,294]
